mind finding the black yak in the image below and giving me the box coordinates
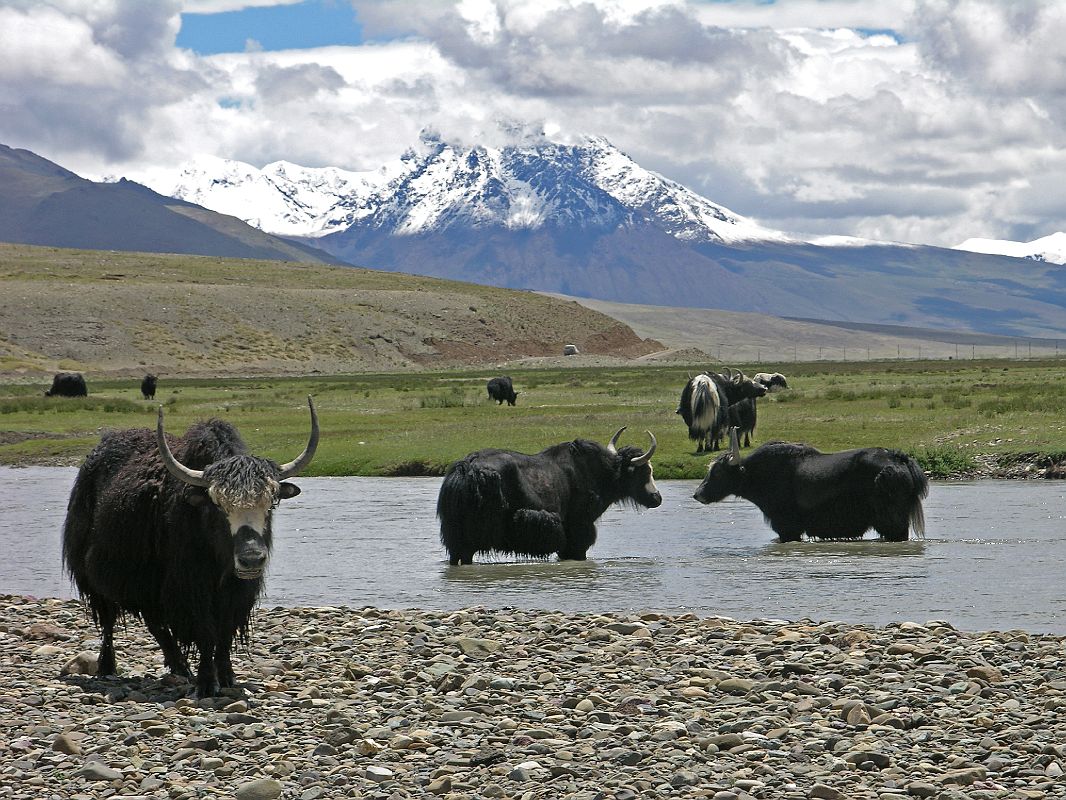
[437,427,661,565]
[677,368,766,452]
[141,374,157,400]
[487,376,518,406]
[693,429,929,542]
[45,372,87,397]
[61,397,319,697]
[727,397,758,448]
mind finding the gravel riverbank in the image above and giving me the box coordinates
[2,595,1064,800]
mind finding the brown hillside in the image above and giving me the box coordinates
[0,244,662,377]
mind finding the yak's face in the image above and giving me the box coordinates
[188,456,301,579]
[693,454,742,505]
[623,458,662,509]
[742,379,768,399]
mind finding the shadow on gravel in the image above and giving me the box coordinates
[59,672,254,706]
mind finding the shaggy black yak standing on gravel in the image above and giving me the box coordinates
[62,397,318,697]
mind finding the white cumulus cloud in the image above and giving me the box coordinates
[0,0,1064,247]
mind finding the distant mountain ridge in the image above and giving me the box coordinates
[955,232,1066,265]
[24,136,1062,338]
[0,144,340,264]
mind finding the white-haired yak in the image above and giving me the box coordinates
[676,368,767,453]
[62,397,319,697]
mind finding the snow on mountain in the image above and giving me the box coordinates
[105,155,401,237]
[582,136,791,244]
[111,135,793,245]
[954,232,1066,265]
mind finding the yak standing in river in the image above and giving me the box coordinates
[693,429,928,542]
[437,427,662,564]
[61,397,318,697]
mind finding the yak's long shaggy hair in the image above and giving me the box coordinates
[203,456,283,510]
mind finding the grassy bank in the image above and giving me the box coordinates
[3,359,1066,479]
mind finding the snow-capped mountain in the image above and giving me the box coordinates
[96,134,1066,337]
[954,232,1066,265]
[111,134,792,245]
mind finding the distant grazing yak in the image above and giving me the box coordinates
[45,372,87,397]
[487,376,518,406]
[693,429,929,542]
[62,397,319,697]
[438,427,661,564]
[754,372,789,391]
[677,368,766,452]
[141,374,157,400]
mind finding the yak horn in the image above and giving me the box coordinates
[728,427,741,462]
[607,426,626,455]
[278,396,319,478]
[157,406,210,488]
[630,431,657,465]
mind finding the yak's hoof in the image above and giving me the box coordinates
[194,682,221,699]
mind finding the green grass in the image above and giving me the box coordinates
[3,358,1066,478]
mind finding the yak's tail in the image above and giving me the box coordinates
[437,460,507,560]
[875,452,930,539]
[437,460,565,560]
[689,376,722,442]
[437,460,504,526]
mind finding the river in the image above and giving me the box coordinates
[3,467,1064,633]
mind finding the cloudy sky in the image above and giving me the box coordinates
[1,0,1064,247]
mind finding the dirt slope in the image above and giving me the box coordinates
[0,244,662,378]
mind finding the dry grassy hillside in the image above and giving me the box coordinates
[564,296,1066,364]
[0,244,662,377]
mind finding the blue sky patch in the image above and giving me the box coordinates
[177,1,365,54]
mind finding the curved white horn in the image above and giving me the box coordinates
[630,431,657,465]
[278,396,319,479]
[607,426,627,455]
[157,406,209,487]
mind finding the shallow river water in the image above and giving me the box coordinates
[3,467,1065,633]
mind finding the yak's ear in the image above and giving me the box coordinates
[184,487,211,507]
[279,482,301,500]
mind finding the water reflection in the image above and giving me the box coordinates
[442,559,604,585]
[763,540,927,558]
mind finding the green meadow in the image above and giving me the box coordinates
[3,358,1066,479]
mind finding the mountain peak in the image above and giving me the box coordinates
[118,135,792,244]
